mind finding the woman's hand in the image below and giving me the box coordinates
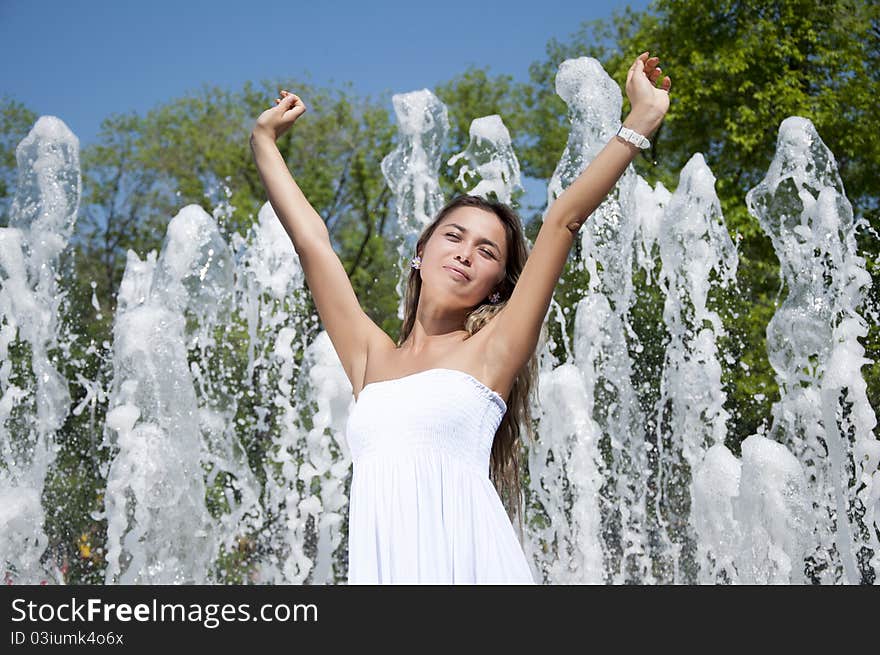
[252,89,307,141]
[623,52,672,137]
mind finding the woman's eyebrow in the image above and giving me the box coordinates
[443,222,501,251]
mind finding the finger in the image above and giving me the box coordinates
[285,98,306,115]
[274,94,295,112]
[661,76,672,92]
[628,59,643,85]
[634,57,645,75]
[650,67,663,84]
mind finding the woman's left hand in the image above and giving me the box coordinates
[624,51,672,136]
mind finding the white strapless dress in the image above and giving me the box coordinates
[344,367,536,584]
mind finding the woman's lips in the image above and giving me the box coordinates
[444,265,469,280]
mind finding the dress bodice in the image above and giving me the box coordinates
[345,368,507,477]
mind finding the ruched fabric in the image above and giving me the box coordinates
[344,368,536,584]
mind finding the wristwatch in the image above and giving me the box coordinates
[616,125,651,150]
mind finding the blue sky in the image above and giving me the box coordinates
[1,0,648,145]
[1,0,649,213]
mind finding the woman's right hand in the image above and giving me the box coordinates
[253,90,307,141]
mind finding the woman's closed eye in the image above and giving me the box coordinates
[445,233,496,259]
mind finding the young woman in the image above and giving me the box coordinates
[251,52,671,584]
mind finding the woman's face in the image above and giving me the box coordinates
[419,206,508,309]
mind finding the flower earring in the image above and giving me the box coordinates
[488,291,501,303]
[410,255,421,269]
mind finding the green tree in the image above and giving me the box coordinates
[0,97,38,225]
[130,80,401,329]
[524,0,880,443]
[70,112,177,341]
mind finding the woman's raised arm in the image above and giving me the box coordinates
[250,91,392,391]
[251,91,328,250]
[485,53,672,385]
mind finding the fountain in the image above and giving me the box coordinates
[528,57,652,584]
[1,116,79,584]
[380,89,449,320]
[447,114,522,204]
[745,117,879,583]
[101,205,232,583]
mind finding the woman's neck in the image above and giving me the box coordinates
[399,325,469,354]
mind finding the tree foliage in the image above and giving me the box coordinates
[517,0,880,441]
[0,97,38,224]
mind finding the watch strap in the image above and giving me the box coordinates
[616,125,650,149]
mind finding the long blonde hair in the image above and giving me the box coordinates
[397,194,540,536]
